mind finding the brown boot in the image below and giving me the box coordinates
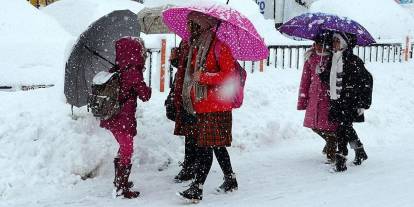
[325,136,337,162]
[316,130,336,163]
[114,163,140,199]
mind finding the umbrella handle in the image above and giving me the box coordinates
[83,44,116,67]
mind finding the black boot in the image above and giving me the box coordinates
[217,173,238,193]
[353,147,368,165]
[335,153,347,172]
[114,164,140,199]
[174,165,195,183]
[113,158,133,188]
[178,182,203,203]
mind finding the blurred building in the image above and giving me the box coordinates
[254,0,317,28]
[27,0,57,8]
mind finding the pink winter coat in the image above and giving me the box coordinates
[100,37,152,137]
[297,49,338,132]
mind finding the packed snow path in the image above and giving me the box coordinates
[3,138,414,207]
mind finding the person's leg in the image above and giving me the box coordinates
[344,125,368,165]
[185,135,197,170]
[335,124,348,172]
[112,131,139,198]
[313,129,337,162]
[214,147,238,192]
[213,147,234,176]
[175,135,197,182]
[194,147,213,185]
[115,132,134,165]
[179,147,213,201]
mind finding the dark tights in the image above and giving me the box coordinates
[183,136,197,170]
[194,147,234,185]
[336,123,363,155]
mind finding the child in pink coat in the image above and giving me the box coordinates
[100,37,151,199]
[297,33,338,162]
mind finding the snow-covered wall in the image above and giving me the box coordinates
[310,0,414,40]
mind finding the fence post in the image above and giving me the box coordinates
[148,50,152,87]
[404,36,410,62]
[160,39,166,92]
[274,48,278,69]
[266,49,270,66]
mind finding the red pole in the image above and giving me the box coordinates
[160,39,166,92]
[260,60,264,72]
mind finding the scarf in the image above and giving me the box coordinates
[182,12,218,115]
[329,33,348,100]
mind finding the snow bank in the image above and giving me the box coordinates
[310,0,414,40]
[42,0,144,37]
[0,1,70,86]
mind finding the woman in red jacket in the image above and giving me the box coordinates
[178,12,238,202]
[100,37,151,199]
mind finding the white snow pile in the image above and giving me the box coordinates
[310,0,414,40]
[0,1,70,86]
[42,0,144,37]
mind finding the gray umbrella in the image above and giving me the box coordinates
[137,5,173,34]
[64,10,140,108]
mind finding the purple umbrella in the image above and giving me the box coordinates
[278,12,376,46]
[162,4,269,61]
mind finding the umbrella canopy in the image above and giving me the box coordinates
[162,4,269,61]
[138,5,173,34]
[64,10,140,108]
[278,12,376,46]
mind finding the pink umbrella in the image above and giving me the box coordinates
[162,4,269,61]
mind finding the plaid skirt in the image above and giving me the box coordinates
[196,111,232,147]
[174,106,198,137]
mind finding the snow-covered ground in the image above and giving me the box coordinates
[1,62,414,206]
[1,0,414,206]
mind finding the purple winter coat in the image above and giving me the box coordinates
[297,49,338,132]
[100,37,152,137]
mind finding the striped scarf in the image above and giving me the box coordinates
[329,33,348,100]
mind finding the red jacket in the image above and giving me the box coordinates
[100,37,151,136]
[191,39,236,113]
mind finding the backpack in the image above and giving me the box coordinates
[357,66,373,110]
[214,41,247,109]
[164,79,176,121]
[88,71,121,120]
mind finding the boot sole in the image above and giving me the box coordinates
[176,192,201,204]
[174,178,194,183]
[353,157,368,166]
[215,187,238,194]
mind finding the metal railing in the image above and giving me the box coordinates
[266,43,405,70]
[140,42,409,90]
